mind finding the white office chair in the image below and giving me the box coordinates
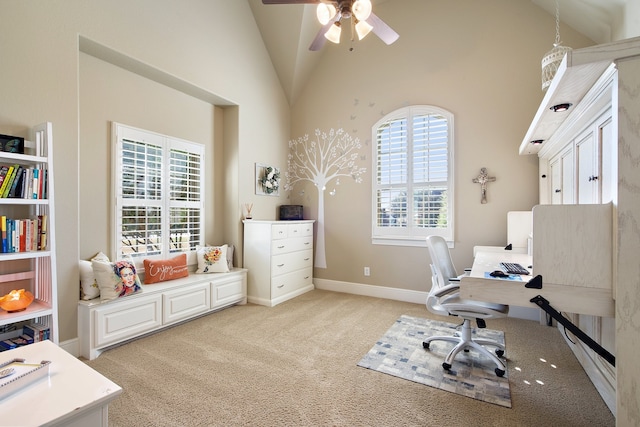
[423,235,509,377]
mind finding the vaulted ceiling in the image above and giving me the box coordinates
[248,0,626,106]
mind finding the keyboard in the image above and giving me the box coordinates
[500,262,530,275]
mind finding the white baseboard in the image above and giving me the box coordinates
[314,278,428,305]
[313,279,541,321]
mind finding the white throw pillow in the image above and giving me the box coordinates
[205,243,234,270]
[196,244,230,273]
[79,252,109,300]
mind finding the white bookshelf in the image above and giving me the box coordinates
[0,122,58,344]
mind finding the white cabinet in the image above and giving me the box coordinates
[95,294,163,348]
[243,220,314,307]
[539,101,617,414]
[576,126,600,204]
[78,268,247,360]
[525,54,620,414]
[548,144,574,204]
[0,122,58,344]
[212,271,246,306]
[163,282,210,324]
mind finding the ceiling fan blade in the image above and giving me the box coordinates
[366,12,399,45]
[308,12,340,51]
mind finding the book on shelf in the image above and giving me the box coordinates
[0,165,17,197]
[0,215,6,253]
[32,168,39,199]
[0,215,47,253]
[41,169,47,199]
[21,168,31,199]
[0,166,9,190]
[0,164,48,199]
[23,323,50,342]
[39,214,47,250]
[7,166,23,198]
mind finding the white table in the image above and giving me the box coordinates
[0,340,122,427]
[460,251,614,318]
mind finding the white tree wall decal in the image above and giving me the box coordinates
[285,128,367,268]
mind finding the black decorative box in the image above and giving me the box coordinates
[279,205,303,220]
[0,134,25,154]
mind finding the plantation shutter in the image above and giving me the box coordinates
[114,123,204,260]
[372,106,453,245]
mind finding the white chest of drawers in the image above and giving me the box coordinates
[243,220,315,306]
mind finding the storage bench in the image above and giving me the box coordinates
[78,268,247,360]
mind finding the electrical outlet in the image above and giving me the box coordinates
[364,267,370,276]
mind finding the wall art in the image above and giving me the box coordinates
[255,163,280,196]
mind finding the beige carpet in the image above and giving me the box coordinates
[85,289,615,426]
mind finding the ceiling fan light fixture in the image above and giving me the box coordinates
[352,0,372,21]
[316,3,337,25]
[355,19,373,40]
[324,22,342,44]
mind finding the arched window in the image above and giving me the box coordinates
[372,105,454,246]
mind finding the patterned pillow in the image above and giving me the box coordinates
[143,254,189,284]
[206,243,234,269]
[79,252,110,300]
[92,257,142,301]
[196,245,230,273]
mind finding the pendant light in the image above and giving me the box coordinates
[541,0,572,91]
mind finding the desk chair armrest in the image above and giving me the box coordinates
[434,283,460,298]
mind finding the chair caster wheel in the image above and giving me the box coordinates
[423,342,430,349]
[496,349,504,358]
[442,362,452,371]
[495,368,505,377]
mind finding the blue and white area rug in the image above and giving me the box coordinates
[357,315,511,408]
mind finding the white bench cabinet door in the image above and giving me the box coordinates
[212,275,246,307]
[95,295,163,348]
[163,282,211,324]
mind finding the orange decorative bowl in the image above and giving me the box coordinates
[0,289,35,313]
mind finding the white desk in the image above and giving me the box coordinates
[0,340,122,427]
[461,251,615,318]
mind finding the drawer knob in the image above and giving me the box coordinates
[304,276,310,280]
[277,284,285,289]
[278,245,285,249]
[277,263,285,267]
[304,258,310,261]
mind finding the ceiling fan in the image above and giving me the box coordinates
[262,0,399,51]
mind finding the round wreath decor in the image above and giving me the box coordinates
[260,166,280,194]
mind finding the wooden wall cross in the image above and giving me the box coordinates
[472,167,496,204]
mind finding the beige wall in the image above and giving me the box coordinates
[0,0,291,342]
[0,0,599,343]
[289,0,594,290]
[79,52,217,257]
